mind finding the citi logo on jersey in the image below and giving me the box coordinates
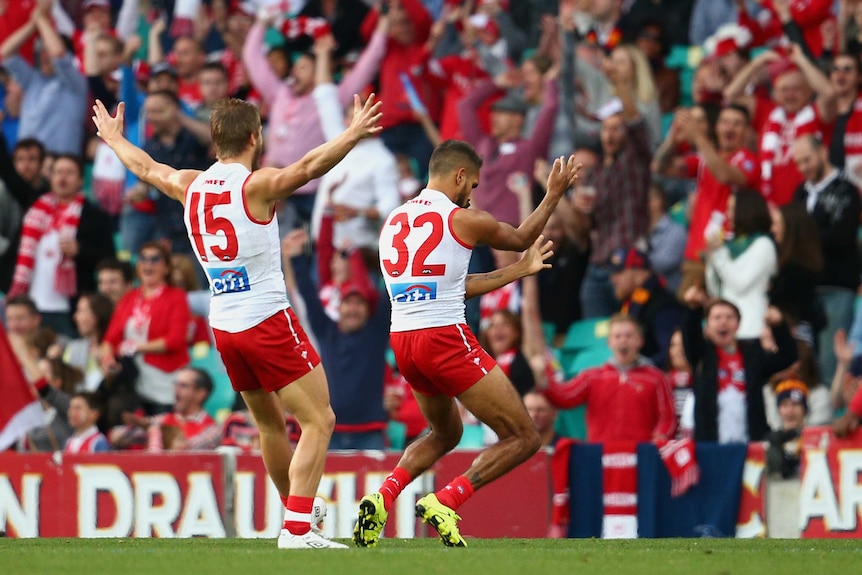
[391,282,437,302]
[208,267,251,295]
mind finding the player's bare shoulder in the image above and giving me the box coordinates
[168,169,203,205]
[449,206,498,247]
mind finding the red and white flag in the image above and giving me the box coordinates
[0,330,44,451]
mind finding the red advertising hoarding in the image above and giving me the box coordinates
[0,450,550,539]
[800,426,862,538]
[0,453,225,538]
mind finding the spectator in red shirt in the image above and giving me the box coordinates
[724,43,836,206]
[540,315,677,444]
[361,0,437,176]
[101,242,191,415]
[655,103,759,300]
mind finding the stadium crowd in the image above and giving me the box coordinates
[3,0,862,484]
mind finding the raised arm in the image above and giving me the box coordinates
[0,11,39,60]
[789,43,837,123]
[465,235,553,299]
[92,100,199,202]
[723,50,782,116]
[244,94,382,203]
[242,20,284,103]
[452,156,581,251]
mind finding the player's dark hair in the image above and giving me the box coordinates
[428,140,483,177]
[210,98,261,159]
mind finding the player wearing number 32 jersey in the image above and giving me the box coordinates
[353,141,582,548]
[92,95,383,550]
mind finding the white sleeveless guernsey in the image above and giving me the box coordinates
[379,188,472,332]
[183,162,288,333]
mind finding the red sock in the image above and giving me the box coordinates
[435,475,474,511]
[282,495,314,535]
[378,467,412,512]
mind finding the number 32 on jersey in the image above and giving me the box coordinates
[188,191,239,262]
[382,212,447,277]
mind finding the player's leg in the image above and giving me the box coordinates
[240,388,293,499]
[414,366,541,547]
[273,365,345,549]
[274,364,335,498]
[453,365,542,489]
[354,391,462,547]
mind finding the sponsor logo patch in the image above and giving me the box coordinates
[391,282,437,302]
[209,266,251,295]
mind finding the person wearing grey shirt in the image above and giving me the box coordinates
[0,4,87,155]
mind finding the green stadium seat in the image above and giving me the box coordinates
[554,406,586,441]
[386,421,406,451]
[561,317,610,353]
[542,322,556,346]
[191,343,235,422]
[455,424,485,450]
[567,345,613,375]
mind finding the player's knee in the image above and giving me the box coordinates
[432,420,463,452]
[520,427,542,458]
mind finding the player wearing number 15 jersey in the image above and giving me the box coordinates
[92,95,382,550]
[354,141,581,548]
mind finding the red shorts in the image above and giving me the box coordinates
[391,324,497,398]
[212,308,320,393]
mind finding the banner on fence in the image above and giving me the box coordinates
[799,426,862,538]
[0,450,550,539]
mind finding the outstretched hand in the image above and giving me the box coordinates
[519,235,554,276]
[92,100,125,143]
[545,155,582,196]
[347,93,383,141]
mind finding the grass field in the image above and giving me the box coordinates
[1,538,859,575]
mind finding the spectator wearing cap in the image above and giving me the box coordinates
[766,378,808,478]
[681,291,797,443]
[791,134,861,388]
[654,103,759,300]
[609,246,684,369]
[283,230,390,451]
[0,3,87,155]
[724,43,836,206]
[572,68,651,319]
[458,72,559,228]
[705,189,777,341]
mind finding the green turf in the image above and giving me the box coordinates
[1,538,860,575]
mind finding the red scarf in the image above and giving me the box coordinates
[9,193,84,299]
[657,438,700,497]
[601,442,639,538]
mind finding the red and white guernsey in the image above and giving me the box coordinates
[184,162,289,333]
[379,189,472,332]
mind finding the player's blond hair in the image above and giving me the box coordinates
[210,98,261,159]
